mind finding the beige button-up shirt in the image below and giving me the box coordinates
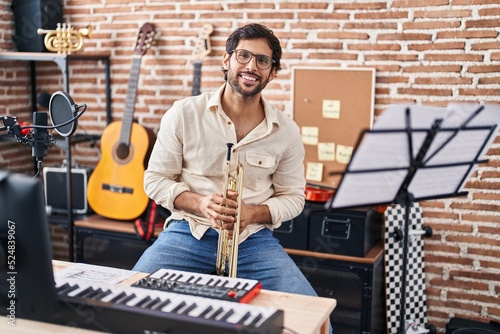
[144,83,306,243]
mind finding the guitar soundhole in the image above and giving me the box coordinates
[114,143,132,163]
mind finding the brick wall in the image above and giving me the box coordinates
[1,0,499,331]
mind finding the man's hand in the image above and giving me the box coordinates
[174,190,272,235]
[199,191,238,230]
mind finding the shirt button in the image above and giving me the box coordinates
[259,161,262,165]
[227,121,232,125]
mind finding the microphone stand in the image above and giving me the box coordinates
[64,136,74,262]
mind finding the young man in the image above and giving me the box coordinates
[133,23,316,298]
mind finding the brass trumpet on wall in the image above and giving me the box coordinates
[216,143,244,278]
[37,23,92,54]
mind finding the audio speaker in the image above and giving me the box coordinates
[11,0,63,52]
[446,317,500,334]
[273,201,326,250]
[288,245,387,334]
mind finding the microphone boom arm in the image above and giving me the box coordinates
[1,115,26,143]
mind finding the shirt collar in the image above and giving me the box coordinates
[207,83,280,129]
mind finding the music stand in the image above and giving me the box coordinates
[324,103,499,334]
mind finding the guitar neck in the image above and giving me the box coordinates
[120,56,143,145]
[192,61,202,96]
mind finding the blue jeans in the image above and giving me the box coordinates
[133,220,318,295]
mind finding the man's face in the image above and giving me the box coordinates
[222,38,277,98]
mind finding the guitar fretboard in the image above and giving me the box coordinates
[120,55,143,146]
[192,61,202,96]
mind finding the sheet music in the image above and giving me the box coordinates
[424,129,493,165]
[328,103,499,209]
[408,165,471,199]
[54,262,136,285]
[331,171,405,208]
[348,131,426,170]
[373,103,500,130]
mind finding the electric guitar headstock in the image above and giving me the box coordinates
[192,24,214,61]
[134,22,156,56]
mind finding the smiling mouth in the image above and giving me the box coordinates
[240,73,259,83]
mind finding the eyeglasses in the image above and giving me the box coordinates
[231,49,275,70]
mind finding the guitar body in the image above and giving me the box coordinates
[88,121,151,220]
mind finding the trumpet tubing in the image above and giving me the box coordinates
[37,23,91,54]
[216,143,244,278]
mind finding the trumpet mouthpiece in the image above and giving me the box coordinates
[226,143,234,161]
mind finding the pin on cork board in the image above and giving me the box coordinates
[292,66,376,189]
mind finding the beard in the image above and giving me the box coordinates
[227,71,270,98]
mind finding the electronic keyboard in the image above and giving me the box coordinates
[52,278,284,334]
[132,268,263,303]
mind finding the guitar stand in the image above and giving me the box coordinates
[394,192,436,334]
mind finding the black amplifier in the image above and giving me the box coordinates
[274,203,384,257]
[273,201,326,250]
[308,207,384,257]
[43,167,92,215]
[446,317,500,334]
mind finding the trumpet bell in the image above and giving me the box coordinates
[79,25,92,39]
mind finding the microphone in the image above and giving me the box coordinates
[37,92,51,110]
[32,111,50,162]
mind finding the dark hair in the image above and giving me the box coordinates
[223,23,282,78]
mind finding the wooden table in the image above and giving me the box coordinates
[0,260,335,334]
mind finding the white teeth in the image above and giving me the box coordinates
[242,75,256,81]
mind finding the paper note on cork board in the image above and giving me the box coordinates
[292,66,375,189]
[323,100,341,119]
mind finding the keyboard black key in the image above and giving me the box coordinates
[171,301,186,313]
[238,311,251,325]
[198,305,213,318]
[209,307,224,320]
[142,297,161,309]
[150,298,170,311]
[109,291,127,303]
[181,303,197,315]
[75,286,94,298]
[134,296,152,308]
[57,283,79,295]
[249,313,263,327]
[220,309,234,322]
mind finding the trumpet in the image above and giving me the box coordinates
[37,23,92,54]
[216,143,244,277]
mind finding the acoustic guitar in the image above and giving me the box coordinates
[88,23,156,220]
[191,24,213,96]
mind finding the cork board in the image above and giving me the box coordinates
[292,66,375,189]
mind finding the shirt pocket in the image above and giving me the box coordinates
[243,151,277,191]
